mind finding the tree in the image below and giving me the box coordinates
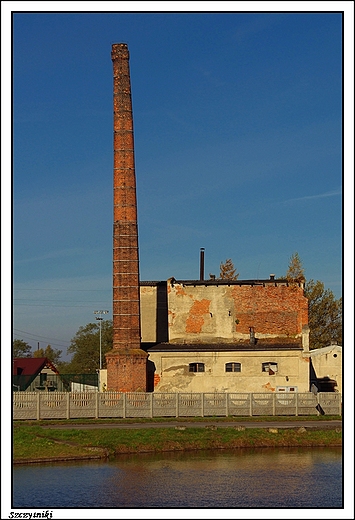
[219,259,239,280]
[305,279,342,349]
[285,252,305,283]
[33,344,62,366]
[64,320,113,374]
[13,339,32,358]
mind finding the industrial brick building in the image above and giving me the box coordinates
[106,42,311,394]
[141,277,310,393]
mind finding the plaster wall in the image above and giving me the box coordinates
[140,285,158,342]
[148,349,310,393]
[310,345,342,392]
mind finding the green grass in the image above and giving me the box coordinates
[13,418,342,463]
[14,414,341,427]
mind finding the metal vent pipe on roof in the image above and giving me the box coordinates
[200,248,205,281]
[249,326,256,344]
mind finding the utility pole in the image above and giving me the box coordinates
[93,310,109,370]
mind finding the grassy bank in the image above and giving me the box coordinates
[13,418,342,464]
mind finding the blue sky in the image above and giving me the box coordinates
[4,4,352,360]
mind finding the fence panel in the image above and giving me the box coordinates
[227,393,252,416]
[153,393,177,417]
[203,393,227,416]
[13,392,37,420]
[318,393,342,415]
[125,393,152,418]
[69,392,97,418]
[178,393,203,417]
[99,392,124,418]
[251,393,274,416]
[39,392,68,419]
[275,393,297,416]
[297,392,319,415]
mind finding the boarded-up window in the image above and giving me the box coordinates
[262,362,278,375]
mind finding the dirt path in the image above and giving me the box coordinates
[41,419,342,430]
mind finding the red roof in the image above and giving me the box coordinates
[13,357,59,376]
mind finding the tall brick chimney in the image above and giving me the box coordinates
[106,43,148,392]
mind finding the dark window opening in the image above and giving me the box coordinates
[189,363,205,373]
[225,362,241,372]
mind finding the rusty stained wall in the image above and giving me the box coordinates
[166,282,308,343]
[148,350,310,393]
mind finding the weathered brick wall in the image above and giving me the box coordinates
[166,281,308,343]
[230,285,308,336]
[106,350,147,392]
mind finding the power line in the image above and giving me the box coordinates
[13,335,70,347]
[14,299,111,303]
[13,329,71,343]
[13,288,112,292]
[13,303,111,308]
[13,336,70,350]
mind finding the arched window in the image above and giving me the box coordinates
[225,362,241,372]
[189,363,205,373]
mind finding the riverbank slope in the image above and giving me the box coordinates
[13,416,342,464]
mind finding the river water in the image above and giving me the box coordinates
[13,447,342,512]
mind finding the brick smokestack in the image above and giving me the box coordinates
[106,43,148,392]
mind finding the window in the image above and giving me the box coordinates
[189,363,205,373]
[262,362,278,375]
[40,373,48,385]
[276,386,298,393]
[225,362,241,372]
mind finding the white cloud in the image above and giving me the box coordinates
[283,188,342,204]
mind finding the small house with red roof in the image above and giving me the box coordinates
[13,357,60,392]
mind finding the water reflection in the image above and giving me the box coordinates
[13,447,342,508]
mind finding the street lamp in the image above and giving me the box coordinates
[93,310,109,370]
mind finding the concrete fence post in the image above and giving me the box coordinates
[95,392,99,419]
[36,392,40,421]
[122,393,126,419]
[66,392,70,420]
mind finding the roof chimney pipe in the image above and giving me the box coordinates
[200,248,205,281]
[249,326,256,345]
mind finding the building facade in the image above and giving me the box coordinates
[141,277,310,393]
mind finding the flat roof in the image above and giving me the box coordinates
[140,278,296,287]
[146,340,303,353]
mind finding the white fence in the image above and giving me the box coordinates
[13,392,342,420]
